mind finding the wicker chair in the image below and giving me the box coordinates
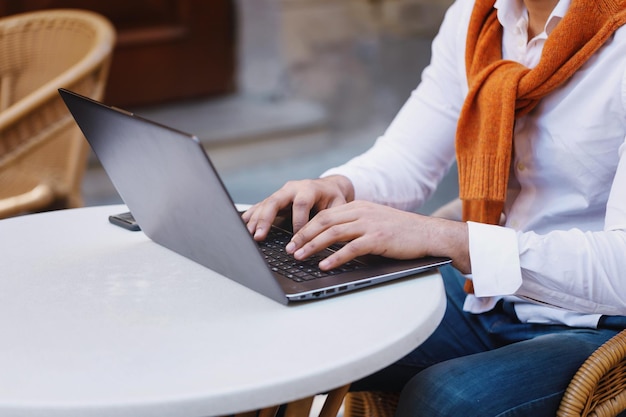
[0,9,115,219]
[342,329,626,417]
[557,329,626,417]
[343,391,399,417]
[230,384,350,417]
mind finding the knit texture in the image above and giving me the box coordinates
[456,0,626,292]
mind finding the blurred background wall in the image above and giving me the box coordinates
[0,0,452,113]
[239,0,453,130]
[0,0,458,210]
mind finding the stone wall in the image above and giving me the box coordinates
[281,0,452,41]
[237,0,454,128]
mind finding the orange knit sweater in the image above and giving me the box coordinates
[455,0,626,292]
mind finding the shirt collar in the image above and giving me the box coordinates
[494,0,570,37]
[494,0,526,31]
[547,0,570,34]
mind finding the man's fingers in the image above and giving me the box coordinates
[242,176,353,243]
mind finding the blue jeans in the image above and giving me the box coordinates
[350,265,626,417]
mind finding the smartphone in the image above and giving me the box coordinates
[108,211,141,231]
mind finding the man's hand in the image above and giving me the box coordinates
[285,200,471,274]
[242,175,355,241]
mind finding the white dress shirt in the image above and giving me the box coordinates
[323,0,626,327]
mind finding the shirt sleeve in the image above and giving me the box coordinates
[469,138,626,316]
[321,0,471,211]
[516,139,626,316]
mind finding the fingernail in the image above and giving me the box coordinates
[286,242,295,253]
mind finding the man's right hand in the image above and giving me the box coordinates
[241,175,354,241]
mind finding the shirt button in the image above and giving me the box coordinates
[517,162,526,171]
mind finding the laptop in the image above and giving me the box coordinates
[60,88,450,305]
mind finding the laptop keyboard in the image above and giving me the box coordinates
[258,227,364,282]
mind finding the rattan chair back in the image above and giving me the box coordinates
[557,329,626,417]
[0,9,115,218]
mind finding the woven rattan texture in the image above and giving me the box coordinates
[0,9,115,218]
[558,329,626,417]
[344,392,400,417]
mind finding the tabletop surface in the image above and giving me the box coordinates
[0,205,445,417]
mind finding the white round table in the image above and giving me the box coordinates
[0,205,446,417]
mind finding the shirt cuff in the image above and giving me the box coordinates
[467,221,522,297]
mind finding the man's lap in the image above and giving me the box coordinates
[395,330,613,416]
[350,265,622,416]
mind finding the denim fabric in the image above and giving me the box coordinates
[350,265,624,417]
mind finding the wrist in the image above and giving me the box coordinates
[428,217,471,274]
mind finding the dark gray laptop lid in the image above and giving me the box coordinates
[59,89,288,304]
